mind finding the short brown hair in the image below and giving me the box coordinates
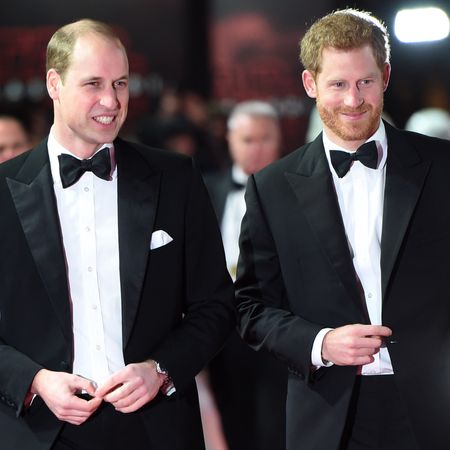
[46,19,124,81]
[300,9,390,76]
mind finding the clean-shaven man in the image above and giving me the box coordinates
[0,19,234,450]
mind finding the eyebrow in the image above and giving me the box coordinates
[81,75,129,82]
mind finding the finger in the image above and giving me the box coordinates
[115,395,148,414]
[360,325,392,337]
[67,395,102,413]
[56,407,93,423]
[347,324,383,337]
[103,381,134,403]
[112,392,138,409]
[83,382,98,397]
[96,376,123,398]
[112,383,150,408]
[86,397,103,412]
[340,354,375,366]
[62,415,91,425]
[58,397,103,421]
[73,375,98,394]
[348,346,381,358]
[356,336,385,349]
[354,355,375,365]
[112,382,160,412]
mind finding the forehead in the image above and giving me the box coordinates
[68,33,129,75]
[233,114,278,131]
[318,45,380,77]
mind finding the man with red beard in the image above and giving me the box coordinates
[235,9,450,450]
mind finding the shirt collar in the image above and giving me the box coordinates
[231,164,249,185]
[48,127,116,186]
[323,120,388,178]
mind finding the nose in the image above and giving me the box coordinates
[344,84,363,108]
[100,86,119,109]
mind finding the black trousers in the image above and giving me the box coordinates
[340,376,420,450]
[52,400,152,450]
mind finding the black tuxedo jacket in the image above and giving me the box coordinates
[203,169,233,221]
[236,122,450,450]
[0,137,235,450]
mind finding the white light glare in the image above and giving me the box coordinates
[394,7,449,43]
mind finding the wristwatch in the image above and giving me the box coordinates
[155,361,176,396]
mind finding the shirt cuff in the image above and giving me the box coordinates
[311,328,335,367]
[23,392,37,410]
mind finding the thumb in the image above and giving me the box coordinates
[74,375,98,396]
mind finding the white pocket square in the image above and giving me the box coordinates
[150,230,173,250]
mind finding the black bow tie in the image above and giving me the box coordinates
[231,179,246,191]
[330,141,378,178]
[58,147,111,188]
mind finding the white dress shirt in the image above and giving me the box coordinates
[48,130,125,385]
[311,121,394,375]
[221,165,248,280]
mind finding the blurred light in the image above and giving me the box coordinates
[405,108,450,139]
[4,79,25,102]
[128,73,143,97]
[395,7,449,43]
[143,74,164,96]
[26,78,46,102]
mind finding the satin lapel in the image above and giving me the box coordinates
[6,141,72,342]
[285,137,363,312]
[116,141,161,348]
[381,126,430,301]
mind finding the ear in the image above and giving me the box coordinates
[302,70,317,99]
[46,69,61,100]
[382,63,391,92]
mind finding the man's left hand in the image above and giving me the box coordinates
[95,361,164,413]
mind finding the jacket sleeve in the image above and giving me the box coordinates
[235,175,322,381]
[150,165,236,392]
[0,339,43,417]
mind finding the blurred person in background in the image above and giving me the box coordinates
[206,100,282,277]
[202,100,287,450]
[136,89,228,173]
[0,114,30,163]
[405,107,450,139]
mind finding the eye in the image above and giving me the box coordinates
[359,79,373,87]
[114,80,128,89]
[331,81,345,88]
[85,81,100,88]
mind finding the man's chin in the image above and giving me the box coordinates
[333,121,377,143]
[91,129,120,144]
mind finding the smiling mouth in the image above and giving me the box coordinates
[93,115,115,125]
[340,107,367,115]
[340,111,368,120]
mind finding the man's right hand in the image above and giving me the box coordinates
[30,369,102,425]
[321,324,392,366]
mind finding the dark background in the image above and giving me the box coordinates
[1,0,449,151]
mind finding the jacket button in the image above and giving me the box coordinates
[60,361,69,370]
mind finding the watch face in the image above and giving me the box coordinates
[156,362,167,375]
